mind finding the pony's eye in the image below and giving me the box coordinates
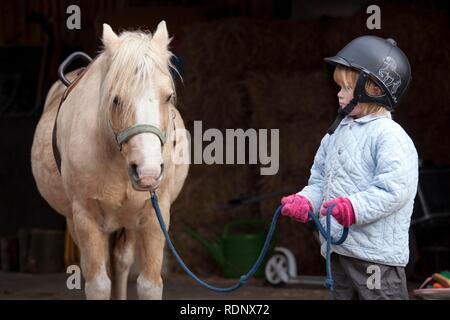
[113,96,122,106]
[166,93,174,103]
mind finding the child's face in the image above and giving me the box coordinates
[337,84,363,118]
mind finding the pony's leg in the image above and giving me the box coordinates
[73,202,111,300]
[111,229,136,300]
[66,217,78,245]
[136,200,170,300]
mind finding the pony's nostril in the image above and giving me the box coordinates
[130,163,138,177]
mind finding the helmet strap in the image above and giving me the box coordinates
[326,70,392,135]
[354,72,393,110]
[327,98,358,135]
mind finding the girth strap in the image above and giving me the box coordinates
[52,67,90,174]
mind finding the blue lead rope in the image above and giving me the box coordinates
[308,209,349,291]
[150,191,348,293]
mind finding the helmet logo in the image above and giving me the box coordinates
[378,56,402,101]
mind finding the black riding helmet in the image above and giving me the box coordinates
[324,35,412,135]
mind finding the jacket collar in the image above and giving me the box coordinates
[339,112,391,126]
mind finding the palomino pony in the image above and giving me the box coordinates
[31,22,189,299]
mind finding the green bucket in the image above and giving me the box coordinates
[221,219,277,278]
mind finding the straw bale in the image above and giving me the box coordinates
[179,17,326,82]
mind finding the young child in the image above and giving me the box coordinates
[281,36,419,300]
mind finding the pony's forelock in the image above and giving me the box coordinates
[100,29,178,129]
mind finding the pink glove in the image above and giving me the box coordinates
[321,197,356,227]
[281,194,313,223]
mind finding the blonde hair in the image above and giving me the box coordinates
[333,64,390,117]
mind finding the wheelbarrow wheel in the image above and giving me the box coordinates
[265,252,290,286]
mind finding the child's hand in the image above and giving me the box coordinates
[281,194,313,223]
[321,197,356,227]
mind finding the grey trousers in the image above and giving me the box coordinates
[331,253,409,300]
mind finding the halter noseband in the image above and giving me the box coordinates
[111,122,167,152]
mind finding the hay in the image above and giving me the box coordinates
[178,18,326,82]
[177,75,250,131]
[244,70,336,183]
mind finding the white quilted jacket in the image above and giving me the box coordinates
[298,112,419,266]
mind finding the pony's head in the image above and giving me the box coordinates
[99,22,176,191]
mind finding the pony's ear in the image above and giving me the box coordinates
[152,20,170,49]
[102,23,119,54]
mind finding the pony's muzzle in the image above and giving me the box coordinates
[128,162,164,192]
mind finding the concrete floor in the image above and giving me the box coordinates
[0,272,421,300]
[0,272,331,300]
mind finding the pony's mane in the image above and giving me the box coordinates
[100,29,178,128]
